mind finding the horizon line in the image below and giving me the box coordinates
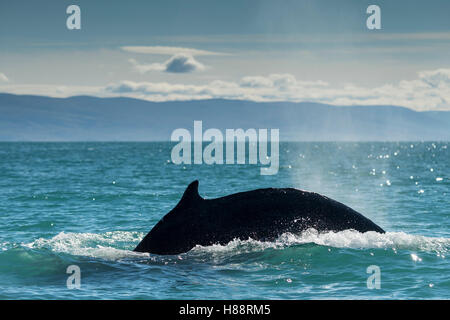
[1,92,449,113]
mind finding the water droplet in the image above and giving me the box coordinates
[411,253,422,262]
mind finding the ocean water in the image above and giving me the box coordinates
[0,142,448,299]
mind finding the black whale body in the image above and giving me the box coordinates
[134,180,384,255]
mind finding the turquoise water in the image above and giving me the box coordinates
[0,142,448,299]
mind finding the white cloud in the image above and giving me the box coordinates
[105,69,450,110]
[2,69,450,111]
[418,68,450,88]
[124,45,225,74]
[129,58,164,73]
[121,46,226,56]
[0,84,104,97]
[240,74,328,89]
[129,53,206,73]
[0,73,9,83]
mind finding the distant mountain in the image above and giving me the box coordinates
[0,93,449,141]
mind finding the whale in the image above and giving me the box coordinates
[134,180,385,255]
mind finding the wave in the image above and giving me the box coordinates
[19,229,450,262]
[23,231,149,261]
[192,229,450,256]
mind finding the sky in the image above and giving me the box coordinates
[1,0,450,110]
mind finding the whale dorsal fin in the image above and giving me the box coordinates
[179,180,202,205]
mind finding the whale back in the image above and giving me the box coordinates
[134,180,385,254]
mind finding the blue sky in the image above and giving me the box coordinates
[1,0,450,110]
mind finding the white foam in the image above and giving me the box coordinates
[24,231,149,261]
[1,241,11,251]
[192,229,450,255]
[22,229,450,260]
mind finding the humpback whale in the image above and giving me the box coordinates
[134,180,384,255]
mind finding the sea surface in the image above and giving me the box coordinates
[0,142,449,299]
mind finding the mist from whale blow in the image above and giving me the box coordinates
[134,180,385,255]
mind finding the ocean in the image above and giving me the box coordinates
[0,142,448,299]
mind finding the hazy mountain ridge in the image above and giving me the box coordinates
[1,93,449,141]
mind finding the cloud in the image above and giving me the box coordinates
[164,54,205,73]
[104,69,450,110]
[0,73,9,83]
[121,46,226,56]
[0,83,103,97]
[104,74,334,102]
[123,45,225,74]
[240,74,328,89]
[129,53,206,73]
[418,68,450,88]
[2,69,450,111]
